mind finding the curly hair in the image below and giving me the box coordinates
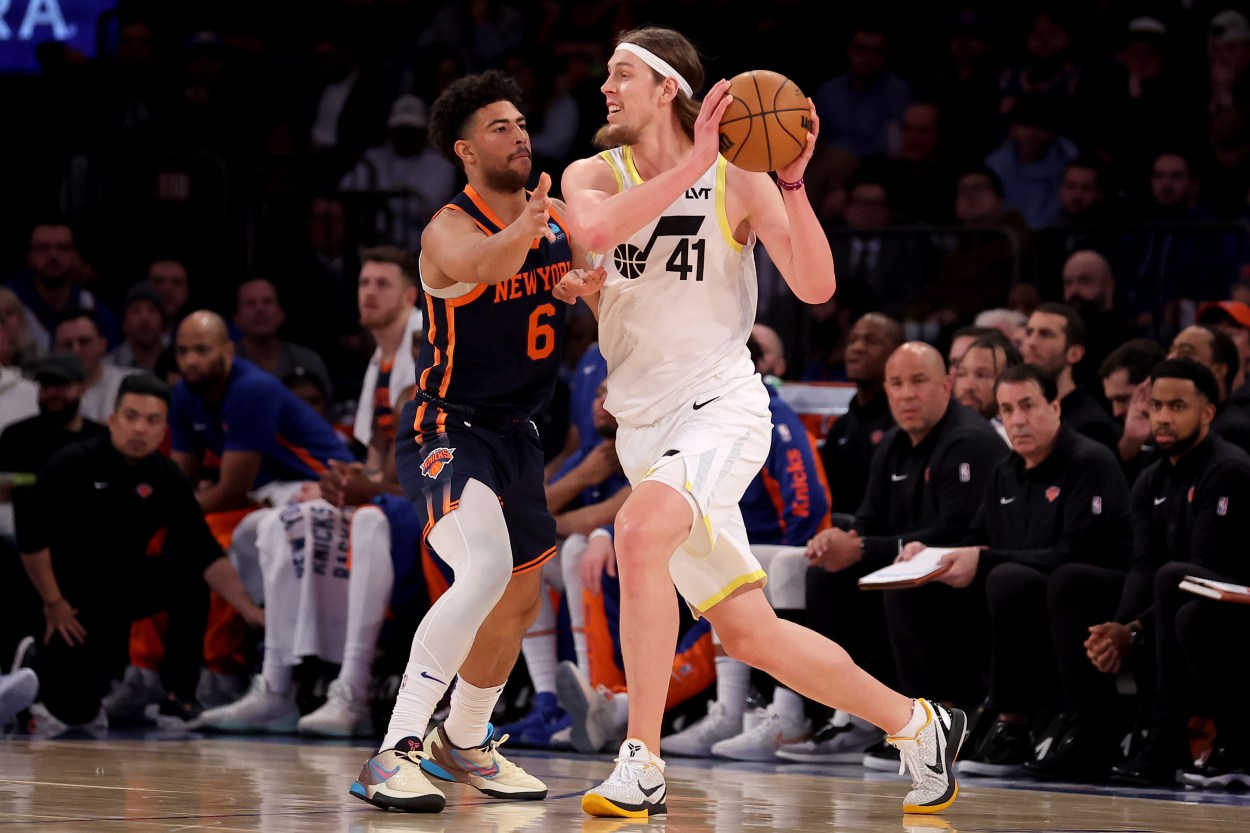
[428,69,525,168]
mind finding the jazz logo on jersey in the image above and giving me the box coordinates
[421,447,456,479]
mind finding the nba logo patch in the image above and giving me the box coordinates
[136,483,153,499]
[777,424,793,443]
[420,447,456,479]
[924,467,931,482]
[1091,496,1102,515]
[959,463,971,483]
[1045,486,1061,503]
[1218,496,1229,516]
[1188,486,1195,503]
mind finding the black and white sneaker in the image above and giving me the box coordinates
[888,699,966,814]
[581,738,668,818]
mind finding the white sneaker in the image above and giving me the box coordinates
[889,699,966,814]
[350,735,445,813]
[582,739,668,818]
[199,676,299,733]
[28,702,108,737]
[101,665,164,724]
[710,704,811,762]
[777,711,881,763]
[556,660,619,754]
[661,700,743,757]
[299,680,373,737]
[548,726,573,748]
[0,669,38,726]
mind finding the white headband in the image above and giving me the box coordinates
[616,42,693,98]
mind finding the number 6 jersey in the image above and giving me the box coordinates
[416,184,572,420]
[594,148,758,426]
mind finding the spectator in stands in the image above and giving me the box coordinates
[985,94,1079,230]
[1037,159,1118,295]
[0,323,38,438]
[803,342,1005,767]
[232,278,332,403]
[915,166,1034,333]
[1118,150,1244,337]
[1195,299,1250,410]
[1061,250,1139,391]
[829,170,927,321]
[998,8,1083,121]
[1167,324,1250,453]
[339,94,457,253]
[750,323,788,382]
[503,50,584,181]
[953,332,1023,444]
[1021,302,1121,451]
[53,311,141,424]
[973,308,1028,342]
[914,364,1132,777]
[146,258,191,340]
[930,9,1001,166]
[1035,359,1250,784]
[947,324,997,370]
[1099,337,1167,480]
[0,287,42,367]
[819,313,903,519]
[108,284,168,373]
[17,374,262,731]
[813,23,913,158]
[888,101,958,223]
[7,220,119,351]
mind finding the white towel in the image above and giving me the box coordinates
[353,308,423,446]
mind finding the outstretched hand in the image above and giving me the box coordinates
[553,265,607,304]
[521,172,557,244]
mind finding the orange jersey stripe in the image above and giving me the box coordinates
[276,435,327,476]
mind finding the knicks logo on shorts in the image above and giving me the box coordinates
[420,447,456,479]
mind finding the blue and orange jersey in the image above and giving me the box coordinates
[415,185,573,422]
[372,359,396,445]
[170,358,354,486]
[741,381,833,546]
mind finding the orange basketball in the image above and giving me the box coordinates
[718,70,810,173]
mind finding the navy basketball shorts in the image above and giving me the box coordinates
[395,397,557,574]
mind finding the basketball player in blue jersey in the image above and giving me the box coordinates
[349,70,606,813]
[556,27,966,818]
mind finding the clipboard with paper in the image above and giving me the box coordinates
[858,547,955,590]
[1178,575,1250,605]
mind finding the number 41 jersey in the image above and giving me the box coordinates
[594,147,758,426]
[416,184,572,420]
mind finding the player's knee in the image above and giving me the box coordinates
[613,506,685,570]
[495,567,545,626]
[716,624,769,668]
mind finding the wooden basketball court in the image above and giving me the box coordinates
[2,734,1247,832]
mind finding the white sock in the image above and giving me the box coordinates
[520,588,559,693]
[442,678,505,748]
[715,654,749,718]
[895,699,927,738]
[772,687,805,723]
[340,508,395,696]
[560,534,590,671]
[382,663,451,748]
[261,664,294,697]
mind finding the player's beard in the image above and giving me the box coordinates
[360,305,400,331]
[593,122,641,149]
[182,355,228,393]
[482,159,531,193]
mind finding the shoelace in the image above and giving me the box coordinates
[894,740,924,787]
[604,753,648,786]
[472,734,521,776]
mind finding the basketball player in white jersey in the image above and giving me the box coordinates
[555,26,966,818]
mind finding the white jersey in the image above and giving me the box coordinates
[594,147,757,426]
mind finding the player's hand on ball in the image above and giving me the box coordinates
[553,265,607,304]
[775,98,817,185]
[694,78,734,167]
